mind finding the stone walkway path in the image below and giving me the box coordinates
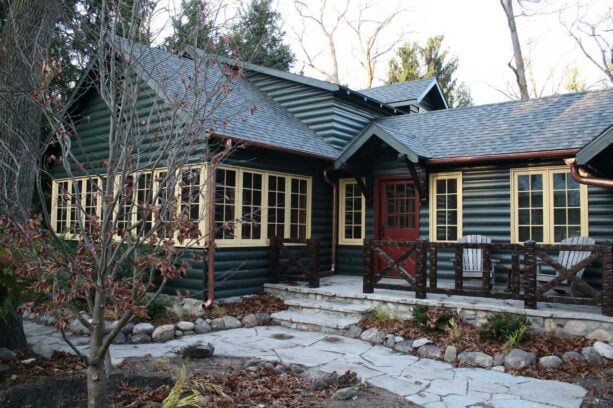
[25,321,587,408]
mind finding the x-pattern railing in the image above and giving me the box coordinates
[269,236,320,288]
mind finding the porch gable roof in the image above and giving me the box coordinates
[576,125,613,177]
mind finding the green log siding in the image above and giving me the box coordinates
[246,71,384,149]
[336,158,613,288]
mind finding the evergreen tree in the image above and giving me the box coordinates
[228,0,293,70]
[387,35,473,108]
[164,0,225,55]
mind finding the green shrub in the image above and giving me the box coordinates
[411,305,452,334]
[373,306,389,324]
[145,298,170,321]
[479,312,531,343]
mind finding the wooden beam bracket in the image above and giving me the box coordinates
[401,154,427,203]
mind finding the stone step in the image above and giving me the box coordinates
[284,298,373,318]
[271,310,361,335]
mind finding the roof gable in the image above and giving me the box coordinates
[359,78,448,110]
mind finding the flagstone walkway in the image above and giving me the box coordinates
[25,321,587,408]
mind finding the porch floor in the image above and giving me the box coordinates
[264,274,612,323]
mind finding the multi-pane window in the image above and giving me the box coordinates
[241,171,263,240]
[512,167,587,243]
[50,166,311,247]
[290,178,308,240]
[430,173,462,241]
[267,175,286,238]
[215,168,237,240]
[339,179,365,245]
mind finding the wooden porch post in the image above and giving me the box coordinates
[601,242,613,317]
[415,240,427,299]
[308,237,321,288]
[363,239,374,293]
[269,236,280,284]
[524,240,538,310]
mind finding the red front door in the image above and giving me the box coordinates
[375,177,420,277]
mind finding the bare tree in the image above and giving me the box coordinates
[343,1,408,88]
[501,0,530,100]
[0,0,63,349]
[292,0,350,83]
[560,2,612,84]
[0,0,252,406]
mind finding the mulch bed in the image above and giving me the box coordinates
[0,349,86,385]
[358,316,611,382]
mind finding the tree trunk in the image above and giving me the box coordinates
[87,285,109,408]
[0,289,27,349]
[0,0,62,218]
[500,0,529,100]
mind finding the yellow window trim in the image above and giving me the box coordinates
[429,172,463,242]
[51,176,104,240]
[214,165,312,248]
[510,166,588,244]
[338,178,366,245]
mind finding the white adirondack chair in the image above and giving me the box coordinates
[536,236,595,295]
[452,235,499,288]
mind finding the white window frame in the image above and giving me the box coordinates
[338,178,366,245]
[51,176,103,239]
[510,166,588,244]
[429,172,463,242]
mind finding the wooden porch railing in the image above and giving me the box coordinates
[363,239,613,316]
[269,236,320,288]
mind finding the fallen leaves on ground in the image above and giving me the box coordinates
[0,350,86,384]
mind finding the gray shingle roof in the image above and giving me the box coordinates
[115,39,339,159]
[358,78,436,104]
[374,89,613,159]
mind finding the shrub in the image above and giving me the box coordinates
[146,298,170,321]
[479,312,531,343]
[411,305,452,334]
[373,306,389,324]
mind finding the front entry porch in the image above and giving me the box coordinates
[264,275,613,340]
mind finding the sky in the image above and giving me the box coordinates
[150,0,612,105]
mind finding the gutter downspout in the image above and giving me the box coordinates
[565,158,613,189]
[203,139,233,309]
[323,169,337,274]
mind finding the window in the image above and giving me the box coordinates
[339,179,365,245]
[51,177,102,237]
[178,166,206,241]
[214,166,312,246]
[511,167,588,243]
[429,172,463,241]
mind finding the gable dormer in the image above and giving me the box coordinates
[358,78,448,113]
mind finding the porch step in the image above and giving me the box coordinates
[271,310,362,335]
[283,298,374,317]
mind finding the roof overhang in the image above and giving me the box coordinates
[416,79,448,110]
[576,125,613,178]
[334,123,420,169]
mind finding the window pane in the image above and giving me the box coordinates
[530,174,543,190]
[531,209,543,224]
[447,179,457,194]
[436,179,446,194]
[532,227,543,242]
[518,226,530,242]
[447,210,457,224]
[518,192,530,208]
[436,226,446,241]
[518,175,529,191]
[530,191,543,207]
[553,173,566,190]
[553,191,566,207]
[554,226,566,242]
[554,209,566,225]
[447,195,457,209]
[567,190,580,206]
[568,208,580,224]
[518,209,530,224]
[447,227,457,241]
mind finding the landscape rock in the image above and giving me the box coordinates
[180,342,215,358]
[274,364,286,374]
[492,366,505,373]
[210,318,225,331]
[244,360,258,369]
[152,324,175,342]
[346,325,362,339]
[333,387,358,400]
[222,315,242,329]
[444,346,457,363]
[310,378,329,391]
[593,341,613,360]
[562,351,585,363]
[131,333,151,344]
[581,347,603,366]
[493,353,505,367]
[412,338,431,348]
[41,315,56,326]
[174,330,184,338]
[394,336,404,343]
[183,330,195,336]
[31,343,54,359]
[458,351,493,368]
[112,332,126,344]
[384,334,396,348]
[255,312,271,325]
[242,314,258,328]
[194,319,211,334]
[587,329,611,343]
[121,323,135,334]
[417,345,442,359]
[176,321,195,331]
[69,319,89,335]
[0,365,9,374]
[0,348,16,362]
[132,322,155,335]
[539,355,563,369]
[360,328,385,344]
[393,340,414,353]
[504,349,536,370]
